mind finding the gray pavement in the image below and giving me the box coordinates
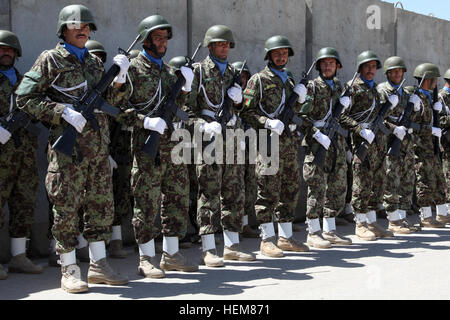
[1,215,450,300]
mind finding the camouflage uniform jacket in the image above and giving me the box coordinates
[240,66,301,135]
[186,55,239,126]
[15,43,119,155]
[107,52,187,157]
[438,87,450,154]
[300,76,346,153]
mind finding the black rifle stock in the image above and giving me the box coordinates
[355,79,405,162]
[0,107,41,147]
[52,35,140,158]
[312,71,358,169]
[141,42,201,159]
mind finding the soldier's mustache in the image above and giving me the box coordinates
[0,54,13,59]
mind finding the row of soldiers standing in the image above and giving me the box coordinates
[0,4,449,294]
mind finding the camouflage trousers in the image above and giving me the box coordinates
[414,151,447,207]
[244,163,257,221]
[131,143,189,244]
[383,140,415,212]
[255,135,301,224]
[0,133,38,238]
[196,162,245,235]
[444,152,450,203]
[111,130,133,226]
[46,145,114,254]
[303,141,347,219]
[351,140,387,214]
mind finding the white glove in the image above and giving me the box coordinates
[432,127,442,138]
[143,117,167,135]
[113,54,130,84]
[346,150,353,164]
[393,126,407,141]
[180,66,194,92]
[227,84,243,104]
[340,96,351,111]
[313,130,331,150]
[433,101,443,113]
[0,125,12,144]
[62,107,86,134]
[388,95,399,109]
[359,128,375,144]
[265,119,284,136]
[109,155,118,176]
[200,121,222,136]
[293,84,307,103]
[409,94,421,112]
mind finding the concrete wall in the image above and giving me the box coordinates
[1,0,450,262]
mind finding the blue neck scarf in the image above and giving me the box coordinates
[324,79,335,91]
[209,54,228,76]
[444,86,450,93]
[269,66,288,84]
[360,75,374,89]
[143,49,162,70]
[419,88,432,105]
[388,80,403,96]
[63,42,88,63]
[0,68,17,86]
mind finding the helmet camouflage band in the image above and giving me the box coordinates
[0,30,22,57]
[383,56,407,75]
[264,35,294,61]
[203,25,235,48]
[356,50,381,71]
[138,15,173,43]
[57,4,97,38]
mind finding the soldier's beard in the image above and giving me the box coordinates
[143,43,166,58]
[0,61,14,71]
[268,60,286,70]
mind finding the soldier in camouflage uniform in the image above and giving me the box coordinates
[339,51,397,241]
[186,25,255,267]
[232,61,259,239]
[0,30,43,280]
[439,69,450,214]
[240,35,309,258]
[300,47,352,248]
[378,56,422,233]
[86,39,129,259]
[409,63,448,227]
[16,4,129,293]
[111,15,198,276]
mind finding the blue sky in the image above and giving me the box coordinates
[382,0,450,21]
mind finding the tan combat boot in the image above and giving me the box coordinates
[368,222,394,238]
[108,240,127,259]
[87,258,129,285]
[260,237,284,258]
[201,249,224,267]
[355,222,376,241]
[8,254,43,274]
[223,244,256,261]
[401,219,421,232]
[277,236,310,252]
[160,251,199,272]
[241,225,259,238]
[322,231,352,245]
[0,264,7,280]
[307,232,332,248]
[421,217,445,228]
[61,264,88,294]
[388,220,411,234]
[138,255,165,278]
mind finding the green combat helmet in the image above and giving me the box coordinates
[264,35,294,60]
[413,63,440,80]
[315,47,342,70]
[231,61,251,76]
[383,56,407,75]
[0,30,22,57]
[129,49,141,59]
[168,56,189,70]
[356,50,381,71]
[57,4,97,38]
[138,15,172,43]
[85,39,107,62]
[443,69,450,81]
[203,25,235,49]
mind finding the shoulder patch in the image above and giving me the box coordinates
[243,88,255,96]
